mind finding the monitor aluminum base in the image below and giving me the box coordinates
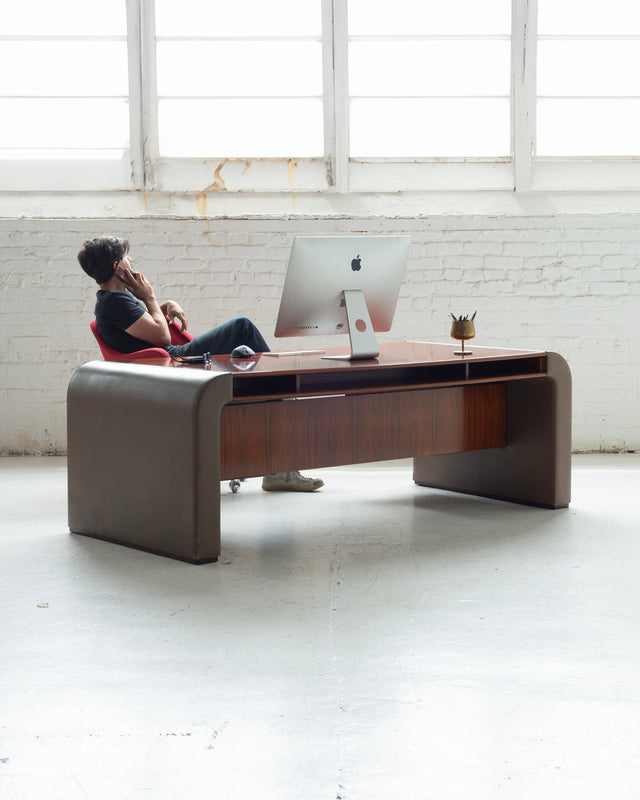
[322,289,380,361]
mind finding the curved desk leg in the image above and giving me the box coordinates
[413,353,571,508]
[67,361,233,563]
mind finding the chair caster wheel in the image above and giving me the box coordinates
[229,479,241,493]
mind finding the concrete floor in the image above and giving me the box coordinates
[1,455,639,800]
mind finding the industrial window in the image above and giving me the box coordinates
[537,0,640,156]
[0,0,131,189]
[2,0,640,193]
[154,0,323,158]
[347,0,511,159]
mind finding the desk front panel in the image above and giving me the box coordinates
[219,383,506,479]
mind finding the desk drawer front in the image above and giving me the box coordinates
[220,383,506,479]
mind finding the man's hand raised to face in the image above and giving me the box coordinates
[118,264,157,306]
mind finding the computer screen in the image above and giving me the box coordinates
[274,235,410,360]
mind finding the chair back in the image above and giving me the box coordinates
[168,323,194,345]
[89,319,193,362]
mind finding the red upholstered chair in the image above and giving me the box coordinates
[90,318,193,362]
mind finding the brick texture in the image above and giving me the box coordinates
[1,215,639,453]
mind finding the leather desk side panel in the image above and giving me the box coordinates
[413,352,572,508]
[67,361,232,562]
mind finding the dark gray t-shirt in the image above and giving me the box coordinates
[95,289,151,353]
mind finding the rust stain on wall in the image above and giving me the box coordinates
[287,159,297,188]
[203,159,229,193]
[288,160,298,210]
[196,159,231,216]
[196,193,207,216]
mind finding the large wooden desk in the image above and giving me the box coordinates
[67,342,571,563]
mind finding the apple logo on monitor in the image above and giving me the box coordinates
[351,254,362,271]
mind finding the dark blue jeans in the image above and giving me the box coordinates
[166,317,270,358]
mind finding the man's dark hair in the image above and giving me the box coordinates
[77,236,130,284]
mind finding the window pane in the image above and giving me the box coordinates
[537,99,640,156]
[155,0,320,37]
[0,42,128,97]
[537,1,640,156]
[0,149,124,161]
[348,0,510,35]
[157,41,322,97]
[350,41,510,97]
[0,1,126,36]
[154,1,322,159]
[350,98,510,158]
[538,41,640,97]
[347,0,510,159]
[0,99,129,151]
[0,0,129,169]
[158,99,323,157]
[538,0,640,35]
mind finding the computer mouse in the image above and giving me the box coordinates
[230,345,256,359]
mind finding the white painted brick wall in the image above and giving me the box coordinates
[1,213,639,454]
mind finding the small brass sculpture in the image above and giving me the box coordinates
[450,311,476,356]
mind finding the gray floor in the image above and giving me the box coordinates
[1,455,639,800]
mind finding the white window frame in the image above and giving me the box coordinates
[0,1,134,191]
[140,0,332,193]
[530,0,640,190]
[3,0,640,193]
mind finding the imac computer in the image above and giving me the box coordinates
[273,235,410,360]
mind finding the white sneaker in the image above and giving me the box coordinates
[262,470,324,492]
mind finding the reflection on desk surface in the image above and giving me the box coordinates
[198,341,546,375]
[118,341,547,376]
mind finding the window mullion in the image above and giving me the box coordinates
[126,0,144,188]
[329,0,349,192]
[322,0,336,186]
[140,0,159,189]
[512,0,537,190]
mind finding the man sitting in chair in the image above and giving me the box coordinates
[77,235,323,493]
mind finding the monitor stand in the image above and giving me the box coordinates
[322,289,380,361]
